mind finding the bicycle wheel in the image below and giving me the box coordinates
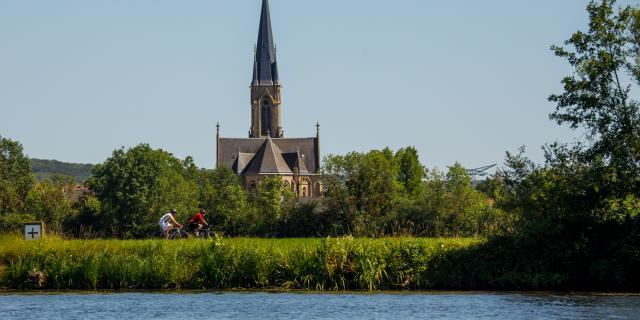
[171,230,189,239]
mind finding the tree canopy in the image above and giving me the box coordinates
[0,135,36,230]
[88,144,199,237]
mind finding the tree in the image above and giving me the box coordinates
[198,167,247,236]
[89,144,199,237]
[250,177,294,236]
[0,135,36,231]
[323,149,403,235]
[25,174,76,233]
[548,0,640,220]
[395,146,426,197]
[0,135,35,213]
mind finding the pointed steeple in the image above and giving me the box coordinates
[252,0,279,85]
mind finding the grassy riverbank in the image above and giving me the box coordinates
[0,236,481,291]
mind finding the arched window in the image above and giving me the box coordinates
[299,177,311,198]
[249,181,257,191]
[315,182,323,197]
[283,181,290,189]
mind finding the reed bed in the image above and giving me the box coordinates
[0,235,480,291]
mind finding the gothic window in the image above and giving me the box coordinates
[262,103,271,135]
[302,187,307,198]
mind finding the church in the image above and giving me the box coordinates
[216,0,323,198]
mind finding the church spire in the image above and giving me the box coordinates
[252,0,279,85]
[250,0,283,138]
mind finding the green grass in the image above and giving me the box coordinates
[0,235,481,291]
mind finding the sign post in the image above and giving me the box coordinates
[23,221,44,240]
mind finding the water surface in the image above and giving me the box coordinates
[1,291,638,319]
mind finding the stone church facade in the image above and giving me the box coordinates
[216,0,322,198]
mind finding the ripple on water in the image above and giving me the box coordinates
[1,292,639,320]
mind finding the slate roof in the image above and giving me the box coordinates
[252,0,279,86]
[244,138,292,174]
[218,137,319,175]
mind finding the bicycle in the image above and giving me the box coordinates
[168,227,189,239]
[150,227,189,239]
[192,225,216,239]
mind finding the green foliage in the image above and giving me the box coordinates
[88,144,199,237]
[0,135,36,231]
[388,165,508,237]
[323,148,404,235]
[470,0,640,293]
[395,147,426,196]
[30,159,94,183]
[72,194,103,237]
[246,177,295,236]
[25,174,76,233]
[548,0,640,217]
[197,167,247,236]
[277,202,336,237]
[323,149,505,237]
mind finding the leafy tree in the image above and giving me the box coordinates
[387,164,506,237]
[72,194,103,237]
[324,149,402,217]
[89,144,198,237]
[25,174,76,233]
[0,135,35,214]
[198,167,247,236]
[0,135,36,231]
[548,0,640,220]
[249,177,294,236]
[323,149,403,235]
[469,1,640,291]
[395,146,425,196]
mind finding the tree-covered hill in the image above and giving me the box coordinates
[30,159,94,182]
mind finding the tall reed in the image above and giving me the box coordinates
[0,235,480,291]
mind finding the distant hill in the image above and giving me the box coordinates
[30,159,95,182]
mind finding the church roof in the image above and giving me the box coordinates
[234,153,256,174]
[252,0,279,86]
[244,138,292,174]
[218,137,319,175]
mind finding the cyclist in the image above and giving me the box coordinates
[159,209,183,239]
[188,209,209,236]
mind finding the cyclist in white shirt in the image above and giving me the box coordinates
[159,209,183,239]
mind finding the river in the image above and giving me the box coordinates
[1,291,639,319]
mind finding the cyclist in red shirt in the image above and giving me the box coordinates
[188,209,209,236]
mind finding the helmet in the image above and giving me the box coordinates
[171,209,177,214]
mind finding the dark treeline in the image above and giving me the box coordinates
[30,159,94,182]
[0,0,639,291]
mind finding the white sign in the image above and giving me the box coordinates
[24,223,42,240]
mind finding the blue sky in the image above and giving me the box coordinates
[1,0,635,170]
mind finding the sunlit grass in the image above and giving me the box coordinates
[0,235,482,291]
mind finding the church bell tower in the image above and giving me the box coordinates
[250,0,283,138]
